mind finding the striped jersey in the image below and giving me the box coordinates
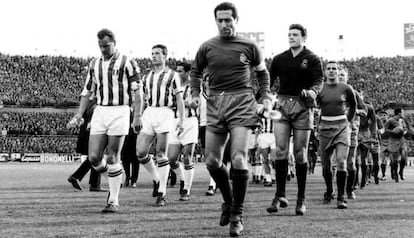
[142,67,183,108]
[261,117,274,133]
[174,84,196,118]
[81,51,139,106]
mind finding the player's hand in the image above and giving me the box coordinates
[301,89,317,108]
[256,103,265,115]
[273,97,281,110]
[300,89,317,100]
[190,96,201,109]
[176,120,184,136]
[67,114,83,129]
[132,116,142,133]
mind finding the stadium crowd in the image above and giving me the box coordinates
[0,54,413,154]
[0,136,76,153]
[1,111,76,135]
[0,53,185,107]
[1,53,413,108]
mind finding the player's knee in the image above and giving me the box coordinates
[137,154,151,164]
[88,153,102,166]
[182,155,193,166]
[275,147,288,160]
[106,153,120,164]
[205,155,220,171]
[136,148,148,160]
[294,150,307,164]
[169,158,180,169]
[347,161,356,171]
[337,160,347,171]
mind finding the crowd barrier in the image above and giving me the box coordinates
[0,152,81,163]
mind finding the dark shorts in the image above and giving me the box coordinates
[380,140,389,153]
[206,90,260,133]
[358,130,371,148]
[274,95,313,130]
[387,138,404,153]
[318,119,350,151]
[358,130,379,153]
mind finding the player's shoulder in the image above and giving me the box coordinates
[166,67,180,79]
[201,36,221,47]
[302,47,321,61]
[233,35,257,45]
[276,49,290,58]
[272,50,290,62]
[340,83,353,91]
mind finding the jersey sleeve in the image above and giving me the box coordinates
[309,55,324,94]
[81,59,97,97]
[251,41,263,67]
[190,43,208,97]
[126,58,140,91]
[172,72,184,95]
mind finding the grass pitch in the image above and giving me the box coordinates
[0,162,413,238]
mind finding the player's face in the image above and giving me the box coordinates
[98,36,115,60]
[176,66,189,80]
[325,63,339,81]
[216,10,238,39]
[288,29,306,49]
[338,69,348,83]
[151,48,165,66]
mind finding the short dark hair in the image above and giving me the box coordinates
[214,2,238,19]
[177,61,191,72]
[326,61,338,65]
[289,24,307,37]
[394,108,402,115]
[152,44,168,56]
[97,28,116,43]
[325,61,339,70]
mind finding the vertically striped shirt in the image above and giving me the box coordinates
[261,117,274,133]
[174,84,196,118]
[81,51,139,106]
[142,68,182,108]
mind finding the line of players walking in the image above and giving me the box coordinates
[67,54,410,212]
[248,62,410,211]
[65,16,411,237]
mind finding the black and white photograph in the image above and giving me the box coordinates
[1,0,414,237]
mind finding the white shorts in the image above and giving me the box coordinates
[141,107,174,136]
[90,105,130,136]
[257,133,276,149]
[248,132,257,150]
[168,117,199,145]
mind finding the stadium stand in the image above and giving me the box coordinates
[0,53,413,155]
